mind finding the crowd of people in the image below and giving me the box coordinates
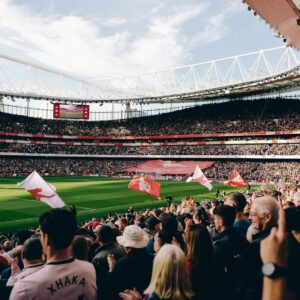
[206,161,300,184]
[1,143,300,156]
[0,184,299,300]
[0,158,141,176]
[0,158,299,184]
[1,98,300,137]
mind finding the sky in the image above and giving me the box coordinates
[0,0,285,80]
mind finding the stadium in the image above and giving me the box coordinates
[0,0,300,299]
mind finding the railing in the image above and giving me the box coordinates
[0,138,300,146]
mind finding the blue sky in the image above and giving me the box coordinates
[0,0,283,79]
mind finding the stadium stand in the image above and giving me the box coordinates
[0,98,300,136]
[1,0,300,297]
[0,98,299,183]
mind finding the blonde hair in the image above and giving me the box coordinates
[145,244,194,300]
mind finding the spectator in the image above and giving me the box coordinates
[185,224,213,300]
[212,205,249,300]
[144,244,194,300]
[3,241,13,252]
[237,196,279,300]
[165,194,173,208]
[118,217,128,233]
[193,207,210,226]
[160,216,185,251]
[144,216,161,255]
[6,237,44,287]
[10,208,97,299]
[104,225,153,299]
[153,231,172,253]
[292,191,300,207]
[225,192,251,237]
[71,236,90,261]
[92,225,125,299]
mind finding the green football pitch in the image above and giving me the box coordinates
[0,176,249,233]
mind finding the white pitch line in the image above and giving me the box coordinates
[76,206,92,211]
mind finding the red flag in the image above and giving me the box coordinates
[128,176,161,199]
[224,169,248,187]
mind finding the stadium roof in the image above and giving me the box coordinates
[245,0,300,49]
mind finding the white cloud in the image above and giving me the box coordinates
[0,0,238,79]
[127,4,210,73]
[102,17,127,28]
[190,1,243,48]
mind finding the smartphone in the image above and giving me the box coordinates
[285,207,300,232]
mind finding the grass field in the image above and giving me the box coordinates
[0,176,250,233]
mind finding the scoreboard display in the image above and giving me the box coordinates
[53,104,90,119]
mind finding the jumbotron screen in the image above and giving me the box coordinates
[53,104,90,119]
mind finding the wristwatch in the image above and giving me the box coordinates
[261,262,287,279]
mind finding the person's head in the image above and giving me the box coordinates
[153,208,162,219]
[154,230,172,253]
[16,230,32,246]
[161,216,178,235]
[292,192,300,207]
[225,192,247,213]
[96,225,116,244]
[185,224,213,264]
[145,216,161,232]
[213,205,236,232]
[21,237,43,265]
[3,240,13,252]
[116,225,148,253]
[145,244,194,300]
[250,196,279,231]
[71,236,90,261]
[39,208,77,253]
[193,207,209,225]
[136,214,146,228]
[119,217,128,232]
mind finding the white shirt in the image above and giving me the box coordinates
[10,258,97,300]
[7,263,44,287]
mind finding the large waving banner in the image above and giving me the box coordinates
[186,165,213,190]
[18,171,66,208]
[128,176,161,199]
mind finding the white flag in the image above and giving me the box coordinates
[186,165,213,191]
[18,171,65,208]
